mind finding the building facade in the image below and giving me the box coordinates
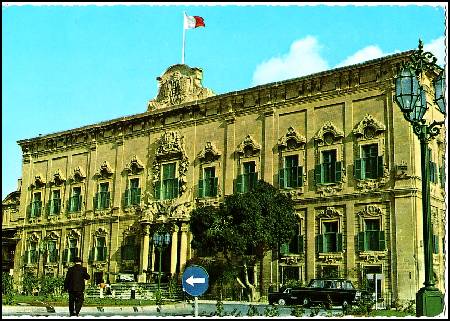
[2,53,446,302]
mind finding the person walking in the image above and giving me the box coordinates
[64,257,90,317]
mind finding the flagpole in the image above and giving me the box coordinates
[182,11,186,64]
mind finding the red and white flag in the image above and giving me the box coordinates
[184,13,205,29]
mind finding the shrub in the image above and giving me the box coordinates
[291,305,305,317]
[283,279,303,288]
[40,275,65,297]
[263,305,279,317]
[2,272,15,305]
[215,299,224,317]
[22,272,39,295]
[247,304,260,316]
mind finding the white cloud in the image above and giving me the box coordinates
[423,36,446,67]
[334,45,387,68]
[251,36,329,86]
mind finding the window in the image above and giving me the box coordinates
[64,238,78,263]
[94,182,110,210]
[25,241,39,264]
[316,221,342,253]
[125,178,141,206]
[30,192,42,218]
[280,223,304,255]
[236,161,258,193]
[354,144,384,180]
[198,167,218,198]
[358,219,385,251]
[155,163,179,200]
[279,155,303,189]
[46,240,58,263]
[321,265,339,278]
[49,190,61,215]
[439,157,445,188]
[121,236,138,260]
[94,236,107,261]
[315,150,342,184]
[69,187,82,212]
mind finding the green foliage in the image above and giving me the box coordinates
[309,304,321,317]
[290,305,305,317]
[345,297,374,316]
[167,275,178,299]
[2,272,15,305]
[263,305,280,316]
[246,304,260,316]
[154,290,163,306]
[215,299,225,317]
[39,275,65,297]
[22,272,39,295]
[284,279,303,288]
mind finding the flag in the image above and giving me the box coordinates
[184,13,205,29]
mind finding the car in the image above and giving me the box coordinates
[268,278,369,308]
[116,273,135,282]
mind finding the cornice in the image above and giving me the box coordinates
[17,51,412,155]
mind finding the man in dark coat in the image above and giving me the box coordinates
[64,257,90,316]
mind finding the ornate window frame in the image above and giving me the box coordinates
[278,127,307,196]
[236,134,261,175]
[64,229,81,266]
[197,142,222,199]
[316,206,344,263]
[91,228,109,268]
[68,167,86,215]
[93,161,114,214]
[152,131,190,199]
[314,122,346,195]
[356,205,387,261]
[24,232,40,267]
[43,231,60,267]
[123,156,145,211]
[352,114,389,192]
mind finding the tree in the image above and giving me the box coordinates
[189,180,298,301]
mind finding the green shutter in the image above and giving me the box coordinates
[378,231,386,251]
[280,243,289,255]
[251,172,258,190]
[298,166,303,187]
[155,181,161,200]
[279,168,285,189]
[358,232,366,251]
[89,247,94,262]
[354,159,363,180]
[106,192,110,208]
[103,247,108,261]
[335,161,343,183]
[94,194,98,210]
[213,177,218,196]
[236,175,243,193]
[174,179,180,198]
[432,235,439,254]
[316,234,324,253]
[299,235,304,253]
[136,188,141,204]
[315,164,323,184]
[198,179,204,198]
[336,233,343,252]
[63,249,68,263]
[124,189,130,207]
[377,156,384,178]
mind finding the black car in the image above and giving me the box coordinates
[268,278,369,307]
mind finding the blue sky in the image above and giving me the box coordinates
[2,3,447,199]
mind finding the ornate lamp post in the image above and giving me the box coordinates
[394,39,446,317]
[153,231,171,293]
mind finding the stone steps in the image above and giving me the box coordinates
[85,283,184,301]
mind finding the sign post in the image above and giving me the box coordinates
[182,265,209,317]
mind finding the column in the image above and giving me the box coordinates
[306,206,316,281]
[345,203,355,278]
[138,224,150,282]
[263,108,275,183]
[170,226,179,275]
[179,224,189,272]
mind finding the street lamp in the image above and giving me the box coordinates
[153,231,171,292]
[394,39,446,317]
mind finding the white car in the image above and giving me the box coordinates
[117,273,135,282]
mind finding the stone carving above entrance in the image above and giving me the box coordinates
[316,206,343,218]
[51,169,66,186]
[147,64,215,110]
[94,161,114,179]
[357,205,383,217]
[31,175,46,189]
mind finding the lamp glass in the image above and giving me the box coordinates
[406,88,428,123]
[434,72,446,115]
[395,68,420,114]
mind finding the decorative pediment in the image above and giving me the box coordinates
[236,135,261,157]
[156,131,186,160]
[148,64,215,110]
[123,224,141,237]
[357,205,383,217]
[278,127,307,151]
[28,232,40,242]
[95,161,114,179]
[67,229,81,239]
[72,166,86,182]
[94,227,108,237]
[198,142,221,163]
[124,156,144,174]
[45,231,60,240]
[51,169,66,186]
[31,175,46,189]
[314,122,344,146]
[353,114,386,139]
[316,206,343,218]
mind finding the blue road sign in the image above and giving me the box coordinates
[182,265,209,297]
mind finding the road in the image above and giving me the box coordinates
[3,301,346,318]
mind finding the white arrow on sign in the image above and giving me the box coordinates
[186,275,205,287]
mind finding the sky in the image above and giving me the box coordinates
[2,2,447,199]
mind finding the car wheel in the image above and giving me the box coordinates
[278,298,286,305]
[302,298,310,307]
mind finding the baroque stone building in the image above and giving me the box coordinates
[2,53,446,302]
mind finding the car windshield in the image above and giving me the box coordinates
[309,280,324,288]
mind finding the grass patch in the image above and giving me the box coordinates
[369,309,414,317]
